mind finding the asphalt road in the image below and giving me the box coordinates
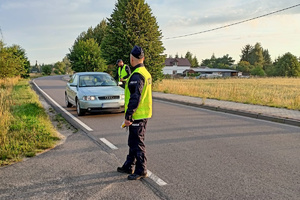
[1,75,300,200]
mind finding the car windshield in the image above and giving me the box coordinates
[79,74,117,87]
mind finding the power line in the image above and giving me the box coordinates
[164,3,300,40]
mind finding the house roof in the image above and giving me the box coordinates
[183,68,238,73]
[165,58,191,66]
[194,68,237,73]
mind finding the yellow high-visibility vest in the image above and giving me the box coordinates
[125,66,152,120]
[118,64,129,82]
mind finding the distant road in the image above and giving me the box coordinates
[31,75,300,199]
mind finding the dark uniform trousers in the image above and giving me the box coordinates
[122,119,148,175]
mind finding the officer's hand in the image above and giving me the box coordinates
[125,119,132,126]
[120,78,124,81]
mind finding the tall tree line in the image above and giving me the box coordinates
[196,42,300,77]
[238,42,300,77]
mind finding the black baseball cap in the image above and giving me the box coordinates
[116,59,123,65]
[130,45,144,59]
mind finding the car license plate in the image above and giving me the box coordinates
[102,103,119,108]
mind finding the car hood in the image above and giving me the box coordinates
[78,86,124,96]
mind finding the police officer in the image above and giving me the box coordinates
[115,59,131,88]
[117,45,152,180]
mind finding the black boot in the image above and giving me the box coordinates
[127,173,147,180]
[117,167,133,174]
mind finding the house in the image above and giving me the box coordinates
[163,58,191,75]
[183,67,239,77]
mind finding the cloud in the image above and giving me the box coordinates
[151,0,300,29]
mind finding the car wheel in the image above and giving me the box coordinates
[76,99,86,116]
[65,93,72,107]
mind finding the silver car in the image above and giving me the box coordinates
[65,72,125,116]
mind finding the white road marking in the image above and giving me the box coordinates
[99,138,118,150]
[32,80,93,131]
[147,170,167,186]
[99,137,168,186]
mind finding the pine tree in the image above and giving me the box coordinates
[240,44,253,62]
[249,43,264,66]
[191,57,199,68]
[263,49,272,65]
[185,51,193,64]
[93,19,107,45]
[101,0,165,82]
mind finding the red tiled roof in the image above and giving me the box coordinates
[165,58,191,66]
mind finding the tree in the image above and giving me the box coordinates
[236,61,254,75]
[191,57,199,68]
[101,0,165,82]
[41,64,52,75]
[12,45,30,78]
[0,42,30,78]
[251,65,266,76]
[274,52,300,77]
[68,38,107,72]
[62,56,72,74]
[264,64,276,76]
[185,51,199,68]
[201,58,212,67]
[93,19,107,45]
[240,44,253,62]
[218,54,235,66]
[53,61,66,75]
[249,43,264,66]
[185,51,193,62]
[201,53,234,69]
[263,49,272,66]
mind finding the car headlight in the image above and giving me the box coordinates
[120,94,125,100]
[83,96,96,101]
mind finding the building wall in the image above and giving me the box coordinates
[163,65,190,74]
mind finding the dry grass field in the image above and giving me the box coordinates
[153,77,300,110]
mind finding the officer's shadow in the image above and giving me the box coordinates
[0,171,129,199]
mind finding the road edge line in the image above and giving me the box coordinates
[32,80,93,132]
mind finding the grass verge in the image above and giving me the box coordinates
[0,78,60,166]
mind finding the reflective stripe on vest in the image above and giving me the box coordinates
[118,64,128,82]
[125,66,152,120]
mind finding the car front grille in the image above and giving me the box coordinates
[98,96,119,100]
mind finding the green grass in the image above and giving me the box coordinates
[0,79,60,166]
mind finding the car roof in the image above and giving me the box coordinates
[74,72,108,76]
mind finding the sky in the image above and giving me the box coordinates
[0,0,299,65]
